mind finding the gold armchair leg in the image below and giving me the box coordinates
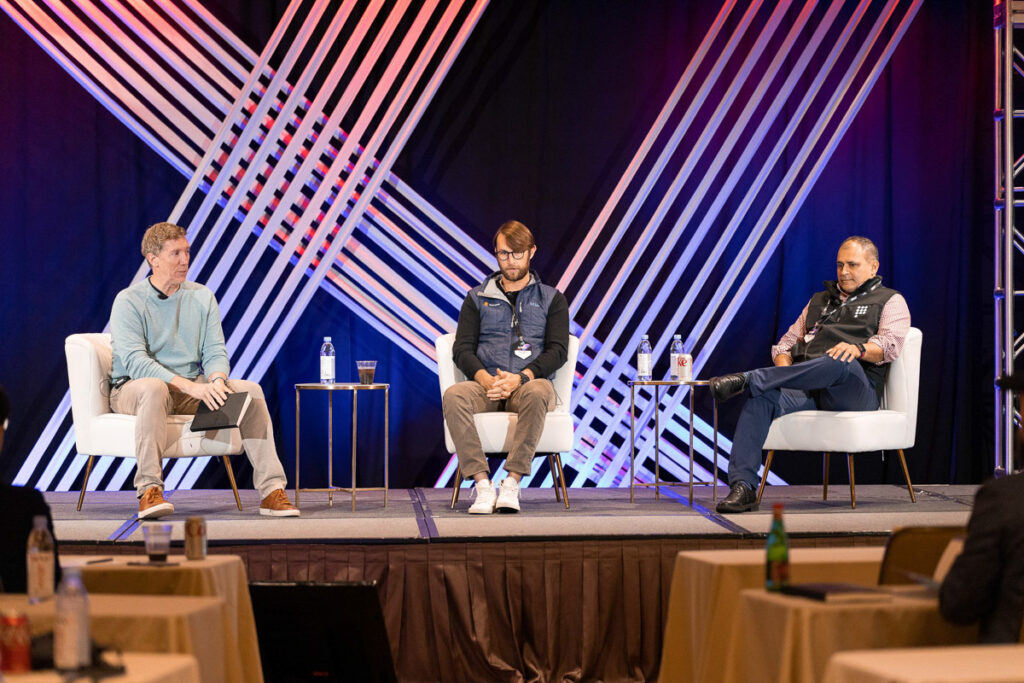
[823,452,830,500]
[76,456,96,512]
[847,453,856,508]
[222,456,241,509]
[450,464,463,509]
[548,455,562,502]
[896,449,916,502]
[756,451,774,504]
[553,453,570,509]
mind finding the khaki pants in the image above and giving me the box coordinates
[441,379,556,478]
[109,377,288,498]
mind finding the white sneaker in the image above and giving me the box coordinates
[495,477,521,513]
[468,480,497,514]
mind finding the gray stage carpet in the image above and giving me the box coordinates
[48,484,977,544]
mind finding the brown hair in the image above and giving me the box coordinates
[141,222,187,258]
[841,236,879,263]
[493,220,536,252]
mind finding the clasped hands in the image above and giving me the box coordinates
[480,369,523,401]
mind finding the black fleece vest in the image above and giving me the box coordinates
[789,277,898,400]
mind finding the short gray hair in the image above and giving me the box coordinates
[841,236,879,263]
[141,222,186,258]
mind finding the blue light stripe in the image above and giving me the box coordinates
[239,0,477,381]
[201,1,369,301]
[626,0,918,477]
[221,2,423,354]
[574,0,792,419]
[182,0,339,283]
[559,0,739,308]
[584,0,856,483]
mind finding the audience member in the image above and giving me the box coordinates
[939,472,1024,642]
[0,385,61,592]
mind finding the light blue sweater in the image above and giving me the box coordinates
[110,279,230,383]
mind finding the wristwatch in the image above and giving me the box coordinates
[518,371,531,385]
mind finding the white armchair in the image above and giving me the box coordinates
[435,333,578,509]
[756,327,922,508]
[65,333,244,511]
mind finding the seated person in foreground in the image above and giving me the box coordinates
[709,236,911,513]
[0,385,62,592]
[442,220,570,514]
[939,472,1024,643]
[109,222,298,519]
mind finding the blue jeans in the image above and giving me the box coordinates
[727,355,879,487]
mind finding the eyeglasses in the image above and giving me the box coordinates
[494,249,528,261]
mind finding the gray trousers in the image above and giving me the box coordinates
[109,377,288,498]
[442,379,556,478]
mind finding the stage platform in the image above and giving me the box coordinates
[50,484,977,547]
[47,484,978,680]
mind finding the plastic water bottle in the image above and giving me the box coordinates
[320,336,335,384]
[26,515,55,604]
[637,335,653,381]
[54,568,90,671]
[669,334,685,380]
[765,503,790,591]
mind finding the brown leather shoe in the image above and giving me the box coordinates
[260,489,300,517]
[139,486,174,519]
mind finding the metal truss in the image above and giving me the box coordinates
[995,0,1024,475]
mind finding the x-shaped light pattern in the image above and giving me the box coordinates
[5,0,921,497]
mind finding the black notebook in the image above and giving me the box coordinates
[779,582,892,603]
[189,391,252,431]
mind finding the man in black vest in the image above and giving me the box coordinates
[710,236,911,513]
[443,221,570,514]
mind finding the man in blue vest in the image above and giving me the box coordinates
[710,236,911,513]
[443,221,570,514]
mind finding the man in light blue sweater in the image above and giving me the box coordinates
[109,223,298,519]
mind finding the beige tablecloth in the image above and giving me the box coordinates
[6,652,200,683]
[823,645,1024,683]
[63,554,261,683]
[660,546,885,683]
[722,588,978,683]
[0,594,225,683]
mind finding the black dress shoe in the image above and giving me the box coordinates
[709,373,748,402]
[716,481,758,513]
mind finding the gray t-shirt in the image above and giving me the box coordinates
[110,278,230,383]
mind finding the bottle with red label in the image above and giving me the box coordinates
[669,335,692,381]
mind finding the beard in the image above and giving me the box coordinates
[500,259,530,284]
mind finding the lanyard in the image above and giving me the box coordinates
[808,279,881,337]
[499,281,531,352]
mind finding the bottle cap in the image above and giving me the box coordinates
[33,515,47,528]
[673,334,681,339]
[642,334,649,339]
[324,336,332,342]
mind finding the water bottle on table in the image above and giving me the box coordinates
[320,336,335,384]
[54,568,90,671]
[26,515,54,604]
[637,335,653,381]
